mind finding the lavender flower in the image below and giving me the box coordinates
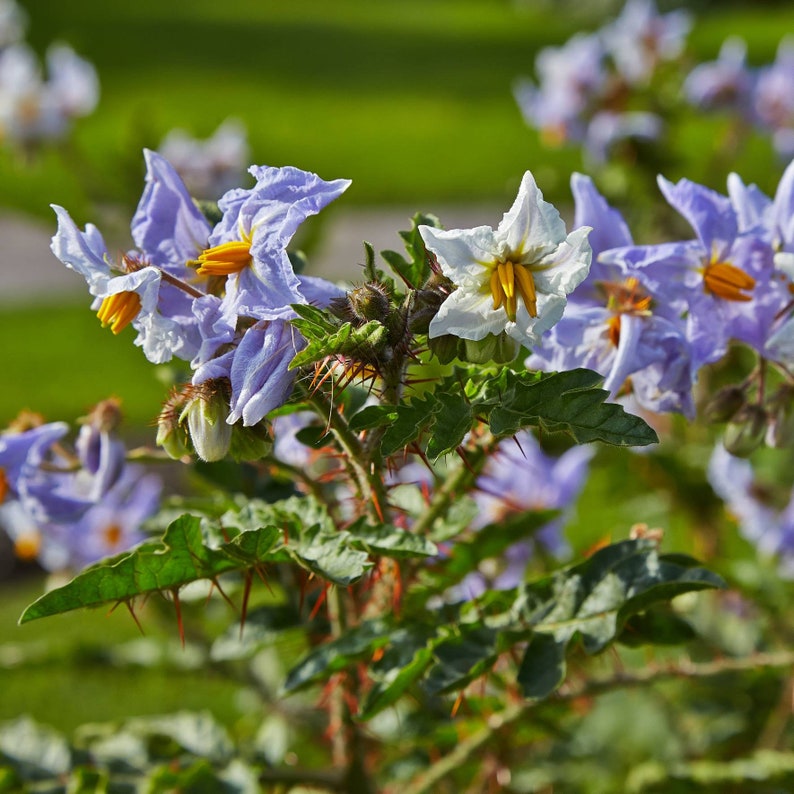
[452,431,592,598]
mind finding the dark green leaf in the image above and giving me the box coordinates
[517,631,567,700]
[283,619,392,693]
[486,369,658,447]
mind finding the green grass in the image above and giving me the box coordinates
[6,0,793,224]
[0,300,169,427]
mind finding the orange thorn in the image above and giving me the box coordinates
[240,570,253,640]
[123,600,145,635]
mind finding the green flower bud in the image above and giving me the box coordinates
[157,389,193,460]
[463,332,519,365]
[427,333,461,364]
[703,385,745,424]
[723,405,767,458]
[178,381,232,463]
[766,385,794,448]
[229,421,273,462]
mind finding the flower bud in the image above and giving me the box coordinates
[723,404,767,458]
[463,332,519,365]
[703,385,745,424]
[181,385,232,463]
[331,282,392,325]
[765,384,794,448]
[229,421,273,462]
[156,396,193,460]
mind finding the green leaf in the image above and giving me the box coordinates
[359,627,438,719]
[20,497,377,623]
[289,319,387,370]
[19,515,241,623]
[347,521,438,559]
[380,212,442,288]
[288,523,373,586]
[486,369,658,446]
[516,631,567,700]
[283,619,392,693]
[422,626,500,695]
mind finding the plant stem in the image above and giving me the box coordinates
[402,650,794,794]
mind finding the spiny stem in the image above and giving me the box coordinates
[410,438,491,537]
[402,650,794,794]
[304,385,391,525]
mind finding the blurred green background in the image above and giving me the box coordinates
[2,0,794,754]
[3,0,794,427]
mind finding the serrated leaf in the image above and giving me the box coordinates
[288,523,372,586]
[422,626,500,695]
[348,522,438,559]
[290,319,387,370]
[381,212,441,287]
[283,619,392,693]
[19,515,241,623]
[486,369,658,446]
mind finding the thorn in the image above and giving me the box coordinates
[240,570,253,640]
[172,588,185,648]
[122,600,145,635]
[212,578,238,612]
[371,491,385,523]
[451,691,465,718]
[309,583,329,620]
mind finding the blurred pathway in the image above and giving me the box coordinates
[0,205,501,303]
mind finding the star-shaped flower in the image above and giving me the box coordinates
[419,171,592,350]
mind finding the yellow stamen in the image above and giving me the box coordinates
[96,291,142,334]
[489,261,538,322]
[194,239,252,277]
[607,314,622,348]
[514,265,538,318]
[14,531,40,562]
[703,261,755,302]
[490,269,504,311]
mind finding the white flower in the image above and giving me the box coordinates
[419,170,592,350]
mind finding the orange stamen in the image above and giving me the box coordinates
[703,261,755,302]
[14,531,40,561]
[489,261,538,321]
[194,238,252,276]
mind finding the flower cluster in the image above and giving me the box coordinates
[686,35,794,160]
[708,443,794,578]
[522,163,794,438]
[0,401,160,572]
[157,118,250,200]
[451,431,592,599]
[51,150,350,461]
[514,0,690,163]
[0,0,98,151]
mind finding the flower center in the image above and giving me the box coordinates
[14,531,40,562]
[489,261,538,322]
[96,291,142,334]
[194,235,252,277]
[703,260,755,302]
[103,523,123,549]
[601,277,653,348]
